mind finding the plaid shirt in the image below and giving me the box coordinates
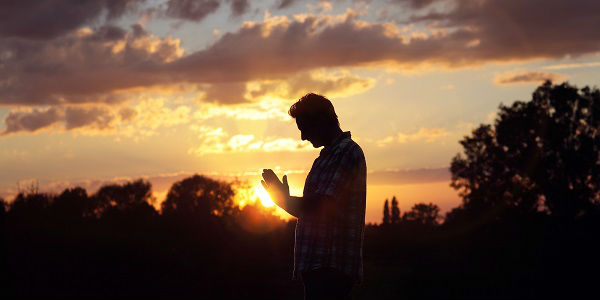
[293,131,367,283]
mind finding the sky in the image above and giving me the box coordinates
[1,0,600,223]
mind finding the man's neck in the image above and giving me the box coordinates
[323,127,344,148]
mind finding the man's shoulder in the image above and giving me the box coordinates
[341,137,365,162]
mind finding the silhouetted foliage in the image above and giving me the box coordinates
[51,187,92,220]
[92,179,157,217]
[390,196,400,224]
[449,81,600,223]
[162,174,236,220]
[402,202,442,226]
[0,197,6,219]
[382,198,390,225]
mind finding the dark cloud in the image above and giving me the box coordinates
[0,104,132,136]
[165,0,221,22]
[228,0,250,17]
[408,0,600,61]
[495,71,567,85]
[391,0,440,9]
[0,24,182,106]
[0,0,142,40]
[1,107,62,135]
[275,0,297,10]
[64,106,114,130]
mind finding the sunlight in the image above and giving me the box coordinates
[254,184,275,207]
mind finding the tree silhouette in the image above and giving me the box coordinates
[161,174,236,220]
[383,198,391,225]
[91,179,158,221]
[391,196,400,224]
[449,81,600,222]
[0,197,6,219]
[50,187,91,220]
[402,202,442,226]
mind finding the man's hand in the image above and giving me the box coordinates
[261,169,290,206]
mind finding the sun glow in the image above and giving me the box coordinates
[254,184,275,207]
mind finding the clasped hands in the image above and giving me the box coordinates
[261,169,290,207]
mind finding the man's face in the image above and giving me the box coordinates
[296,118,323,148]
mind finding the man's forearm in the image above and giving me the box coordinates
[275,195,302,218]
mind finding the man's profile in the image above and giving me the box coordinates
[261,93,367,299]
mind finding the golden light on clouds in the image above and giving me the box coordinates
[188,124,313,156]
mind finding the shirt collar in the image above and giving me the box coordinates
[320,131,351,156]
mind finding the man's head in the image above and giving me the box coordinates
[288,93,340,148]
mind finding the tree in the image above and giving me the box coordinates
[391,196,400,224]
[51,187,91,220]
[0,197,6,222]
[161,174,236,220]
[402,202,442,226]
[383,199,390,225]
[449,81,599,222]
[91,179,157,219]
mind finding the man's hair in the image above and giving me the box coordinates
[288,93,340,128]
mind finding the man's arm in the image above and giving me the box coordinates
[281,196,302,218]
[278,195,333,218]
[261,169,302,218]
[261,169,335,218]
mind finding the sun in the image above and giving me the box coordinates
[254,184,275,207]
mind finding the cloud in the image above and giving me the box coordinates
[228,0,250,17]
[0,24,184,106]
[377,127,450,147]
[543,61,600,70]
[407,0,600,62]
[1,99,191,138]
[3,1,600,109]
[0,0,142,40]
[165,0,221,22]
[188,125,312,155]
[194,69,375,104]
[391,0,441,9]
[1,107,62,135]
[494,70,567,85]
[193,98,291,121]
[248,70,376,100]
[164,0,250,21]
[170,3,600,86]
[63,106,116,130]
[275,0,297,10]
[0,105,123,136]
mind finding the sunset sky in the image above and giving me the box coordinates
[1,0,599,223]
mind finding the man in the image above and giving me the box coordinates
[261,93,367,299]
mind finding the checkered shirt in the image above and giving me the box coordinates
[293,131,367,283]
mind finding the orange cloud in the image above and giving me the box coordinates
[494,70,567,85]
[188,125,312,155]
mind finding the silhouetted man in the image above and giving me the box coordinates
[262,93,367,300]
